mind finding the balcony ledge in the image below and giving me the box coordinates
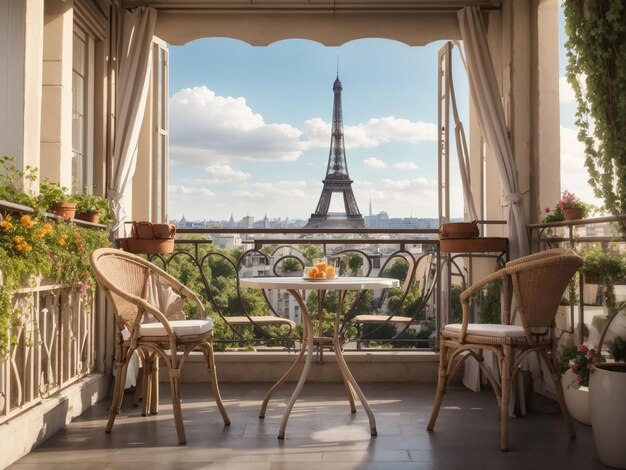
[177,350,440,383]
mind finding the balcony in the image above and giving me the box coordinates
[2,216,625,467]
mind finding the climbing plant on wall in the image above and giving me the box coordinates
[564,0,626,228]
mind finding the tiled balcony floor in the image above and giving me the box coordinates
[10,382,605,469]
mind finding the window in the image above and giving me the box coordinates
[72,27,94,193]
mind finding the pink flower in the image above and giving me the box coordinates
[76,281,90,294]
[588,364,594,369]
[544,207,550,213]
[571,364,578,373]
[577,344,589,354]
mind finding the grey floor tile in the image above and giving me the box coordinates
[8,383,608,470]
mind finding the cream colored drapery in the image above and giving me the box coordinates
[457,6,529,261]
[108,7,157,233]
[456,7,530,409]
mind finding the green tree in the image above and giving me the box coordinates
[301,244,324,263]
[384,258,409,282]
[283,258,302,272]
[478,280,502,324]
[347,253,364,275]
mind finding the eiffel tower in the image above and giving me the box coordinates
[304,76,365,228]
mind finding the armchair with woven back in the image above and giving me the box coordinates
[91,248,230,445]
[427,248,583,451]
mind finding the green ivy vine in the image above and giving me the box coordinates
[564,1,626,228]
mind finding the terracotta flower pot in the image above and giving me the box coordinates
[117,221,177,254]
[438,222,479,239]
[50,202,76,220]
[75,211,101,224]
[563,207,584,221]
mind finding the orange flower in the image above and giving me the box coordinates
[20,215,35,229]
[12,235,24,244]
[58,236,67,246]
[1,215,13,231]
[42,223,52,234]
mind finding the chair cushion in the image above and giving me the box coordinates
[139,319,214,337]
[444,323,526,338]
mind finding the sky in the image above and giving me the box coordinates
[167,4,598,223]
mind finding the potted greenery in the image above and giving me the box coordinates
[557,190,588,221]
[0,209,111,359]
[581,244,625,286]
[559,344,605,425]
[0,156,38,208]
[541,206,565,224]
[580,244,626,467]
[74,191,110,225]
[38,179,76,219]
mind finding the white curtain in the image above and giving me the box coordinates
[457,6,529,261]
[108,7,157,234]
[457,7,530,411]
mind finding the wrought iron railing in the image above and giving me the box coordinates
[528,215,626,352]
[147,228,441,351]
[0,281,96,425]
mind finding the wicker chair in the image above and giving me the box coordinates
[91,248,230,445]
[427,248,582,451]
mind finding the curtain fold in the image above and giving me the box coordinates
[457,6,529,261]
[108,7,157,234]
[457,7,530,410]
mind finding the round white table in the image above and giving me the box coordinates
[239,276,399,439]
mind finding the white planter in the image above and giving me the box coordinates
[590,363,626,469]
[562,369,591,425]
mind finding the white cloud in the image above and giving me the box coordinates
[334,117,437,149]
[170,86,306,165]
[393,162,418,170]
[168,185,216,220]
[301,118,331,148]
[559,76,575,104]
[357,177,449,218]
[363,157,387,168]
[381,178,430,190]
[169,185,215,198]
[302,116,436,150]
[235,181,310,201]
[205,164,250,182]
[170,87,438,169]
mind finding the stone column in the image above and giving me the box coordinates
[0,0,44,189]
[40,0,73,187]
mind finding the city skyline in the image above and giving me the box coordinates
[167,6,602,223]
